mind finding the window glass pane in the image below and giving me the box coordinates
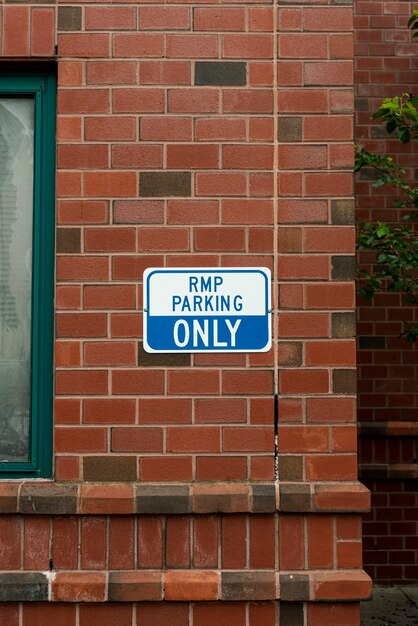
[0,98,34,462]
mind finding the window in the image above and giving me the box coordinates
[0,71,56,477]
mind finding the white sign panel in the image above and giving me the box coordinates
[143,267,271,353]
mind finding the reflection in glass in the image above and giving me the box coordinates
[0,98,34,461]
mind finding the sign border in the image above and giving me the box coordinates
[143,267,272,354]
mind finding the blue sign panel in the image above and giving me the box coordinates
[143,267,271,353]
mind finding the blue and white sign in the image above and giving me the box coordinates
[143,267,271,353]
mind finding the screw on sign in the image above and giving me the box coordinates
[143,267,271,353]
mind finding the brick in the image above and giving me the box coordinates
[112,144,162,169]
[80,517,106,569]
[85,6,136,30]
[167,144,219,169]
[195,398,246,423]
[83,456,137,482]
[333,369,357,394]
[53,517,78,569]
[108,572,162,602]
[196,172,247,196]
[86,116,136,141]
[223,370,273,395]
[59,89,109,114]
[140,457,193,482]
[109,517,134,570]
[112,427,164,453]
[306,454,358,480]
[332,312,356,337]
[79,605,132,626]
[114,200,164,224]
[140,6,190,30]
[223,145,273,170]
[139,61,191,85]
[280,370,329,394]
[58,7,81,31]
[57,313,107,338]
[195,62,246,86]
[280,484,311,512]
[58,62,83,87]
[308,515,334,568]
[58,34,109,58]
[138,344,190,367]
[197,457,247,481]
[332,255,356,280]
[56,286,81,310]
[307,603,360,626]
[223,427,273,452]
[52,573,105,602]
[165,571,219,601]
[278,456,303,481]
[58,145,108,170]
[278,313,330,338]
[56,370,107,395]
[169,88,219,113]
[193,484,249,514]
[222,34,273,59]
[279,426,329,453]
[306,340,356,366]
[112,255,164,280]
[306,172,353,196]
[22,605,76,626]
[84,285,136,309]
[280,574,309,602]
[304,7,353,31]
[137,604,189,626]
[31,8,54,56]
[193,603,246,626]
[113,88,165,113]
[84,171,137,197]
[139,398,191,424]
[141,117,192,141]
[0,573,48,602]
[56,171,82,197]
[168,200,219,224]
[137,516,163,567]
[167,34,218,58]
[168,427,220,453]
[280,603,304,626]
[0,518,21,568]
[250,516,275,567]
[84,341,135,367]
[137,485,190,515]
[57,116,82,142]
[306,283,355,309]
[194,7,245,31]
[312,571,372,601]
[139,172,191,197]
[193,516,218,568]
[56,228,81,254]
[55,427,106,453]
[307,397,356,423]
[221,571,276,601]
[278,117,302,142]
[112,370,164,395]
[195,227,245,251]
[278,89,328,113]
[58,200,109,225]
[280,34,327,59]
[168,370,219,395]
[87,61,137,85]
[221,516,246,569]
[223,89,273,113]
[4,6,29,56]
[113,33,164,58]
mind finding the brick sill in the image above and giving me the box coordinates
[360,463,418,480]
[359,421,418,437]
[0,481,370,515]
[0,569,372,603]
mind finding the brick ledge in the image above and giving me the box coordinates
[0,481,370,515]
[0,570,372,603]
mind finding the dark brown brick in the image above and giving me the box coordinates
[333,369,357,394]
[278,117,302,142]
[19,484,77,514]
[0,573,48,602]
[139,172,191,197]
[279,483,311,512]
[108,572,162,602]
[58,6,82,31]
[331,256,355,280]
[359,336,385,349]
[56,228,81,253]
[83,456,137,481]
[278,342,302,367]
[355,97,368,111]
[332,312,356,338]
[331,199,355,225]
[221,572,276,601]
[279,574,309,602]
[280,602,304,626]
[138,343,190,367]
[136,485,191,514]
[278,456,303,481]
[252,484,276,513]
[195,62,246,86]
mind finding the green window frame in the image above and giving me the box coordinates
[0,71,56,478]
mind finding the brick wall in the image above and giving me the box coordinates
[0,0,372,623]
[354,0,418,584]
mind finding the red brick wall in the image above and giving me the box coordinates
[0,0,372,622]
[354,0,418,583]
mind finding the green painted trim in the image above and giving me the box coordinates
[0,71,56,478]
